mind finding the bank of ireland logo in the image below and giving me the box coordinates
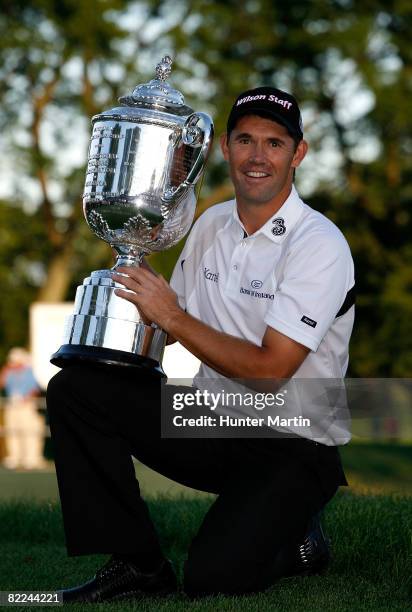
[271,217,286,236]
[251,279,263,289]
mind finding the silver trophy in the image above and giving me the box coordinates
[51,56,214,375]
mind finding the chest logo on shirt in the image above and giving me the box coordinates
[203,267,219,283]
[251,279,263,289]
[271,217,286,236]
[240,287,274,300]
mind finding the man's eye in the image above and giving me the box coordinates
[239,138,250,144]
[270,141,279,147]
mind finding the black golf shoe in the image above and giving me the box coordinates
[291,513,331,576]
[60,556,177,603]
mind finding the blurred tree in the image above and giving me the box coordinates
[0,199,50,356]
[0,0,411,374]
[1,0,146,306]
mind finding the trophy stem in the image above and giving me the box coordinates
[111,248,147,270]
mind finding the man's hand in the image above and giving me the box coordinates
[111,266,182,331]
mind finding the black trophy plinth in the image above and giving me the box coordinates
[51,344,166,378]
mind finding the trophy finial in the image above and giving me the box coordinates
[119,54,187,108]
[155,55,173,81]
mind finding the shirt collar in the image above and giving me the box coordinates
[228,185,305,243]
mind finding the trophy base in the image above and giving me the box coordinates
[51,344,166,377]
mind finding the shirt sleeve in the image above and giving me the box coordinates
[264,231,354,352]
[169,246,187,310]
[169,218,201,310]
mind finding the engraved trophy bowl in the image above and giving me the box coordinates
[51,56,214,375]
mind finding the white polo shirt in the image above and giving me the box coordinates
[169,185,355,443]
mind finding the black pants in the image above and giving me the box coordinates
[46,364,347,596]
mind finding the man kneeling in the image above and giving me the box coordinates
[47,86,354,601]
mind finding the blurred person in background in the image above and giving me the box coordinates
[0,347,45,470]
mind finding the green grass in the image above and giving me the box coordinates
[0,460,209,502]
[0,443,411,610]
[0,442,411,502]
[0,493,411,611]
[340,442,412,495]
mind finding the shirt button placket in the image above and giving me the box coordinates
[226,243,242,293]
[226,239,249,294]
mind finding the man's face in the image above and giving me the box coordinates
[220,114,307,209]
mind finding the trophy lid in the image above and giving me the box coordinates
[118,56,193,115]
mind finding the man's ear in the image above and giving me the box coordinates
[291,139,308,169]
[220,132,229,161]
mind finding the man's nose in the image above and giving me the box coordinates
[248,142,266,163]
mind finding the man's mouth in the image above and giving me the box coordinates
[244,171,270,178]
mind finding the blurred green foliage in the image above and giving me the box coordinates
[0,0,411,375]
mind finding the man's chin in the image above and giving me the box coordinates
[237,190,278,206]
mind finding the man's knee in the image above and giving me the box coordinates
[47,368,72,410]
[46,366,92,418]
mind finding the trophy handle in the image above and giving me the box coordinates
[162,112,214,202]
